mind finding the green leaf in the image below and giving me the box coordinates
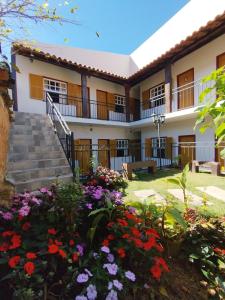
[88,208,107,217]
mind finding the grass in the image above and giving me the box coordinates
[124,169,225,217]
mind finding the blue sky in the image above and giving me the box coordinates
[4,0,189,56]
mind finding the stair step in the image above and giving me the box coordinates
[8,158,68,171]
[7,165,72,182]
[14,174,73,193]
[8,150,66,161]
[9,144,63,155]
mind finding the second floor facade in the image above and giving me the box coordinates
[13,32,225,128]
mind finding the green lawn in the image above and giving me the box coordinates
[124,169,225,217]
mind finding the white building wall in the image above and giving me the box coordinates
[141,117,215,163]
[15,55,126,116]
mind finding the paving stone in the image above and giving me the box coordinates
[167,189,213,206]
[133,189,165,204]
[196,186,225,203]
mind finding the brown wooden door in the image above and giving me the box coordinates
[179,135,195,168]
[177,69,194,109]
[74,139,92,174]
[97,90,108,120]
[217,52,225,68]
[98,139,110,168]
[129,139,141,161]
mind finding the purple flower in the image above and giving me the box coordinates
[86,284,97,300]
[106,290,118,300]
[103,263,118,275]
[31,197,42,206]
[40,187,48,193]
[101,246,110,254]
[125,271,136,282]
[86,203,92,210]
[1,212,13,220]
[93,252,99,259]
[18,205,30,217]
[77,244,84,256]
[85,269,93,277]
[75,296,88,300]
[93,187,103,200]
[77,273,89,283]
[128,206,136,214]
[113,280,123,291]
[107,253,114,263]
[108,282,113,290]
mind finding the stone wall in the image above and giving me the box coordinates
[0,68,14,205]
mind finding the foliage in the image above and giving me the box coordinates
[0,170,168,299]
[167,163,190,210]
[196,66,225,158]
[0,0,78,46]
[87,166,128,192]
[184,217,225,299]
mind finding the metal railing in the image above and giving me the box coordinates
[45,93,140,122]
[46,92,75,173]
[141,94,166,119]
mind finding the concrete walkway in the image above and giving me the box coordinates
[196,186,225,203]
[133,189,165,204]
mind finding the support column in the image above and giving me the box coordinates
[165,64,172,113]
[125,84,130,122]
[81,73,88,118]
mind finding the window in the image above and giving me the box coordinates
[115,95,126,113]
[44,78,67,104]
[150,83,165,108]
[152,137,166,158]
[116,139,128,157]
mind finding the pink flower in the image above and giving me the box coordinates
[18,206,30,217]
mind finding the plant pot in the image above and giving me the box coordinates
[0,69,9,81]
[167,239,184,257]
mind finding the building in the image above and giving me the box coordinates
[10,0,225,180]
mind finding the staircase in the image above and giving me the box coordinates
[7,112,73,193]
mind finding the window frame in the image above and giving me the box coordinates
[151,137,166,158]
[149,82,165,108]
[116,139,129,157]
[43,77,68,104]
[114,95,126,113]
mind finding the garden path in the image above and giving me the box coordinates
[167,189,213,206]
[196,186,225,203]
[133,189,165,204]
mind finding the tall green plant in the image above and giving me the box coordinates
[195,66,225,158]
[167,163,189,210]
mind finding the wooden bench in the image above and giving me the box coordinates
[122,160,157,180]
[191,160,221,176]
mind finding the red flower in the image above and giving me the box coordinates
[72,252,79,262]
[24,261,35,275]
[130,227,141,237]
[107,234,115,241]
[26,252,37,260]
[18,215,24,221]
[143,237,156,251]
[22,222,31,231]
[59,249,67,258]
[107,222,115,228]
[69,239,75,246]
[0,242,9,252]
[117,219,128,227]
[54,240,62,246]
[2,231,15,237]
[122,233,130,239]
[8,256,20,268]
[48,228,57,235]
[155,257,169,272]
[48,244,59,254]
[214,248,225,255]
[10,234,21,249]
[133,238,143,248]
[117,248,126,258]
[150,264,162,280]
[155,243,164,253]
[102,239,109,247]
[146,228,160,238]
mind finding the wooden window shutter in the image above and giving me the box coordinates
[165,137,173,159]
[109,140,117,157]
[145,138,152,157]
[107,93,115,111]
[68,83,82,117]
[29,74,44,100]
[142,89,150,110]
[74,139,81,161]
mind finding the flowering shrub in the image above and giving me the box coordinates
[0,170,168,299]
[87,166,128,192]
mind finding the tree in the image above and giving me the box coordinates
[195,66,225,158]
[0,0,78,50]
